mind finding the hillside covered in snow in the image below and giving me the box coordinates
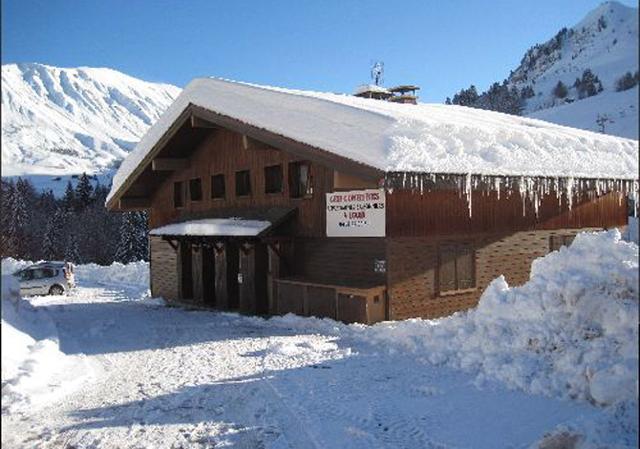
[1,63,180,193]
[517,1,639,138]
[449,1,639,139]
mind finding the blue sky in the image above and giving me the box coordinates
[2,0,638,102]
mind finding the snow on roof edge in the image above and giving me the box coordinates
[107,77,639,206]
[149,218,272,237]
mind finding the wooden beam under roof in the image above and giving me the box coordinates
[118,197,151,210]
[190,115,217,129]
[152,158,189,171]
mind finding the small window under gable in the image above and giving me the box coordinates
[438,242,475,294]
[264,164,283,194]
[174,181,184,208]
[236,170,252,197]
[211,174,225,199]
[189,178,203,201]
[289,161,313,198]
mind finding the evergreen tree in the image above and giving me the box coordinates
[575,69,603,99]
[75,173,94,210]
[9,178,33,259]
[64,231,81,263]
[520,86,535,99]
[42,207,67,261]
[615,71,638,92]
[445,97,452,105]
[1,179,16,256]
[451,85,479,107]
[63,181,76,212]
[553,80,568,99]
[115,211,149,263]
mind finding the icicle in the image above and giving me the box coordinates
[494,177,501,200]
[465,173,473,217]
[565,177,574,211]
[518,177,526,216]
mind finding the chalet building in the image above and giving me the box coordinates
[106,78,638,324]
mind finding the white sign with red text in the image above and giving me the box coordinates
[326,188,386,237]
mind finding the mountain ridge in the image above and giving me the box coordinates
[1,62,180,193]
[448,0,638,138]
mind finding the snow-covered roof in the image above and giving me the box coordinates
[353,84,390,95]
[149,218,271,237]
[108,77,638,204]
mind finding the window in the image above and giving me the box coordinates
[438,243,475,294]
[289,161,313,198]
[189,178,203,201]
[16,270,33,281]
[173,181,184,208]
[264,165,283,194]
[235,170,252,196]
[549,234,575,251]
[211,174,225,199]
[32,268,55,279]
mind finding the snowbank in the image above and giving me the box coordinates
[2,257,150,290]
[270,230,638,407]
[75,260,149,289]
[625,216,639,243]
[1,275,92,413]
[1,257,32,275]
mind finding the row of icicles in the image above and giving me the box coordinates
[383,172,639,218]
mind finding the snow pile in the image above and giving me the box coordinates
[1,257,32,275]
[75,260,150,289]
[625,216,639,243]
[150,218,272,237]
[108,77,638,204]
[361,230,638,406]
[1,275,92,413]
[267,230,638,407]
[2,257,150,291]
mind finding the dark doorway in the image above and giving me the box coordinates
[192,245,204,302]
[180,242,193,300]
[202,245,216,306]
[239,242,269,315]
[254,243,269,315]
[226,242,240,309]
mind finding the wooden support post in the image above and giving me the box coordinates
[190,115,217,129]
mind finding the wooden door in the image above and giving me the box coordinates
[215,242,239,310]
[239,242,269,315]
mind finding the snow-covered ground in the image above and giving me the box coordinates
[2,230,638,448]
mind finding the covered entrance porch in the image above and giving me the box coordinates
[149,209,295,315]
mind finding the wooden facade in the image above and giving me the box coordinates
[113,107,629,324]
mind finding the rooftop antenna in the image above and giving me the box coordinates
[371,61,384,86]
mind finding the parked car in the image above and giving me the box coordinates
[12,261,75,296]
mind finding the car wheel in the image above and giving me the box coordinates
[49,285,64,295]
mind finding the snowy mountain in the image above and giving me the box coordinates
[1,63,180,193]
[513,1,639,138]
